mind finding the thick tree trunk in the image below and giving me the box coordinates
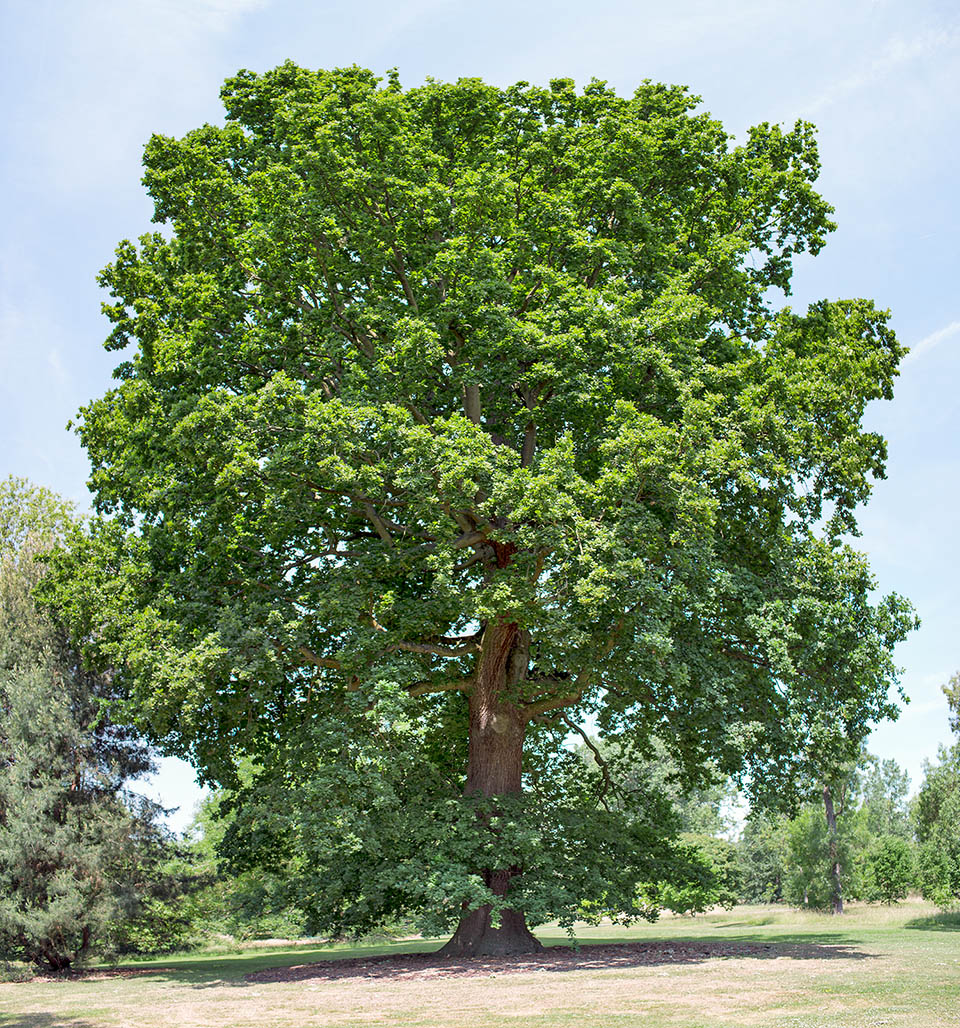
[822,784,843,915]
[438,621,543,958]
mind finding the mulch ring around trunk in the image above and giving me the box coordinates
[245,940,869,984]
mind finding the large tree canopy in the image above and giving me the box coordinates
[54,65,914,954]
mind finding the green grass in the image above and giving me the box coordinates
[1,900,958,1028]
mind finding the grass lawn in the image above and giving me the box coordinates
[1,899,958,1028]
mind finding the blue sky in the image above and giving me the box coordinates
[2,0,958,831]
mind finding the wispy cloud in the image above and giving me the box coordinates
[802,26,960,116]
[154,0,270,32]
[904,319,960,365]
[46,349,69,388]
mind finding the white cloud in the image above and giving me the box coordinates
[904,319,960,365]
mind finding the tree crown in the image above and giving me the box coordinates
[63,66,909,804]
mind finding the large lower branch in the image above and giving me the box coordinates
[452,529,488,550]
[297,623,481,679]
[407,678,472,697]
[521,689,583,717]
[299,646,470,699]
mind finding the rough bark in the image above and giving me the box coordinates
[823,784,843,915]
[438,620,543,958]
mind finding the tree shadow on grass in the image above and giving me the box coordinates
[239,939,874,987]
[19,934,872,991]
[707,918,775,928]
[905,912,960,932]
[0,1016,98,1028]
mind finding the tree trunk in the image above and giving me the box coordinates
[822,784,843,915]
[438,621,543,958]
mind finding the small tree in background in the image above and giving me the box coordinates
[943,672,960,735]
[738,812,790,903]
[860,756,912,840]
[783,800,868,910]
[912,677,960,910]
[756,540,916,915]
[914,742,960,910]
[859,835,913,904]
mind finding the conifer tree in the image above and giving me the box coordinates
[0,478,159,971]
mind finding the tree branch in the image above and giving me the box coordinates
[435,631,483,646]
[394,640,480,658]
[515,277,542,316]
[363,502,395,546]
[407,678,472,697]
[298,646,343,670]
[405,402,432,426]
[451,529,487,550]
[392,245,420,312]
[463,384,481,425]
[560,714,616,812]
[522,689,583,717]
[521,421,536,467]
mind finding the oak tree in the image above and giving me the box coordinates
[57,65,913,954]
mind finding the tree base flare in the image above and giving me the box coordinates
[437,907,543,957]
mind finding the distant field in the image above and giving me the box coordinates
[2,899,958,1028]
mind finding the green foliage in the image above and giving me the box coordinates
[663,834,740,910]
[860,757,912,840]
[783,803,868,910]
[859,835,914,904]
[737,812,790,903]
[916,843,960,911]
[943,671,960,735]
[913,744,960,910]
[0,962,33,983]
[584,736,736,837]
[741,754,915,909]
[0,478,163,971]
[202,689,726,937]
[0,665,138,970]
[183,789,308,942]
[572,735,739,912]
[47,67,914,934]
[108,897,199,957]
[103,837,217,956]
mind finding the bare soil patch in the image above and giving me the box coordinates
[246,939,870,985]
[26,966,174,983]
